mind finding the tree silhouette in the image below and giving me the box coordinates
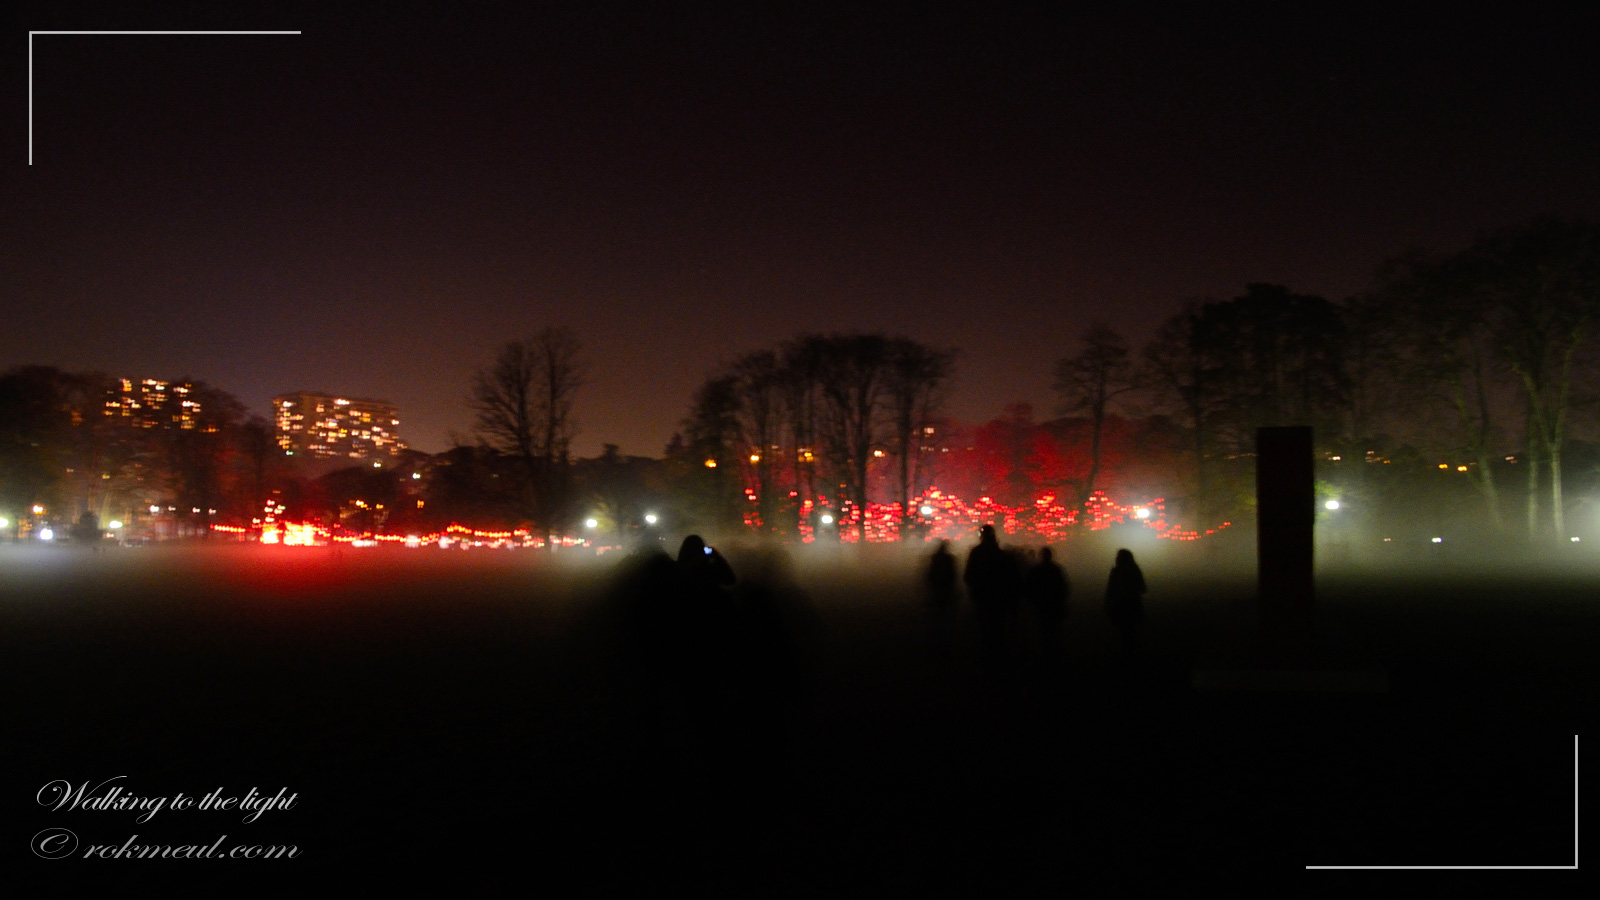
[470,327,585,546]
[1055,323,1135,506]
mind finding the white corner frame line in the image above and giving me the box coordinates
[27,30,302,165]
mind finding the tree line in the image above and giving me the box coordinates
[3,217,1596,545]
[668,217,1600,543]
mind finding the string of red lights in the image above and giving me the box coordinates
[218,487,1231,547]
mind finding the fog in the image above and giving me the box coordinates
[5,534,1584,890]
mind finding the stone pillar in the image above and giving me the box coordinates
[1257,426,1314,662]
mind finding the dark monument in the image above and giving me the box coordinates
[1190,425,1385,692]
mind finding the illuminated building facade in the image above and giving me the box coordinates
[104,378,203,430]
[273,392,406,460]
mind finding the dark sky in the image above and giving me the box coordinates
[7,3,1600,457]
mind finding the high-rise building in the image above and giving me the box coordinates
[273,391,406,459]
[104,378,203,430]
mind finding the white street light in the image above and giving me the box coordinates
[584,518,598,529]
[1325,500,1341,510]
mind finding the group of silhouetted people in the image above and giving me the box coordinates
[614,527,1147,757]
[927,525,1146,668]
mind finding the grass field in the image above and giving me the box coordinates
[4,539,1585,893]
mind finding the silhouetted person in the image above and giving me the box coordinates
[926,540,959,606]
[923,540,959,653]
[1024,546,1070,657]
[675,535,737,748]
[1104,548,1146,656]
[677,534,735,594]
[965,525,1022,669]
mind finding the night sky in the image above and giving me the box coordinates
[7,4,1600,457]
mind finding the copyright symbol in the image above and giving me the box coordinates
[32,828,78,859]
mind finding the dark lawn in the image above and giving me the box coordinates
[3,542,1585,894]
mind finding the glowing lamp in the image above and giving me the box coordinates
[39,527,54,541]
[919,505,934,516]
[749,454,761,463]
[1325,500,1340,510]
[704,459,717,468]
[584,518,598,529]
[109,520,123,529]
[150,505,160,514]
[1134,508,1151,519]
[644,513,659,525]
[1572,537,1581,543]
[820,514,834,525]
[32,505,44,514]
[412,473,421,479]
[0,517,8,528]
[1432,537,1443,543]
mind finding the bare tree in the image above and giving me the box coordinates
[1467,218,1600,540]
[1371,250,1510,531]
[779,338,825,521]
[884,339,956,539]
[1055,324,1135,505]
[813,334,889,541]
[681,372,743,532]
[729,350,786,536]
[470,327,585,546]
[1140,302,1230,524]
